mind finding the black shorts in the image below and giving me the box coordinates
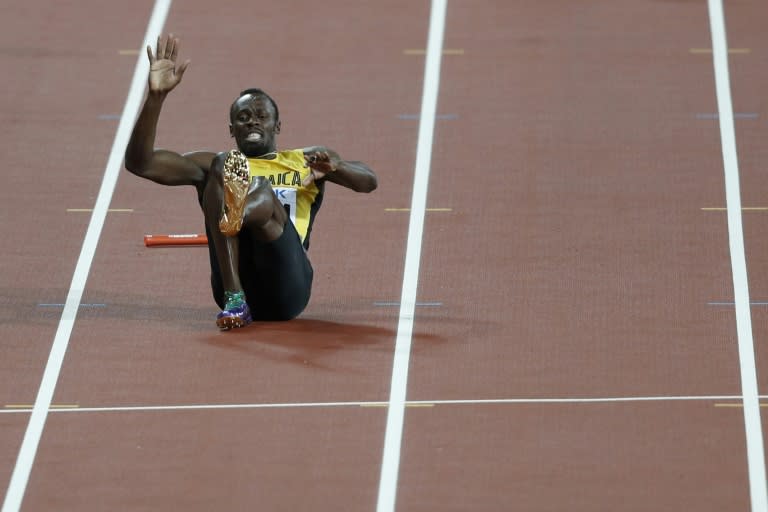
[207,220,313,321]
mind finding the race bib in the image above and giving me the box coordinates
[274,187,297,224]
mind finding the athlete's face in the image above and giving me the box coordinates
[229,94,281,157]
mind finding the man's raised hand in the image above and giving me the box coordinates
[146,34,190,95]
[302,148,340,186]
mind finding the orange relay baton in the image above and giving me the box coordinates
[143,234,208,247]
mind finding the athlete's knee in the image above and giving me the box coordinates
[243,192,272,223]
[243,177,285,227]
[247,177,272,197]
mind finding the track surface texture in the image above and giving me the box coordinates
[2,1,768,511]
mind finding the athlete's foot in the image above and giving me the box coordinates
[216,291,252,330]
[216,303,252,330]
[219,150,250,236]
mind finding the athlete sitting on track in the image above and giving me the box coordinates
[124,34,377,330]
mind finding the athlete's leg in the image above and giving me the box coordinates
[237,178,313,320]
[241,176,288,241]
[238,219,313,321]
[202,158,289,328]
[202,160,243,295]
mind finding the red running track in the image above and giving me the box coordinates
[2,0,768,510]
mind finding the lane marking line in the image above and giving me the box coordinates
[397,114,458,120]
[66,208,134,213]
[378,2,446,511]
[696,112,759,120]
[361,403,435,408]
[98,114,121,120]
[385,208,452,212]
[708,302,768,306]
[0,401,367,414]
[707,1,767,510]
[702,207,768,211]
[4,405,78,409]
[37,304,107,308]
[1,3,172,512]
[404,48,463,55]
[715,403,768,408]
[690,47,751,54]
[373,301,443,307]
[416,396,746,405]
[0,395,758,415]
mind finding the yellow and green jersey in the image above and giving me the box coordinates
[247,149,324,249]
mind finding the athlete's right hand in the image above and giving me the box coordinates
[146,34,190,95]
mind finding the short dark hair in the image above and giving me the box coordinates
[230,88,280,123]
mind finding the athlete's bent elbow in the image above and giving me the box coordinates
[354,171,377,193]
[124,157,155,180]
[124,156,143,176]
[361,176,377,193]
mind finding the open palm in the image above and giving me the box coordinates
[147,35,189,94]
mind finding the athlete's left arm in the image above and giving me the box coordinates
[302,146,377,193]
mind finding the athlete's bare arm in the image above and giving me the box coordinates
[125,34,214,189]
[301,146,377,193]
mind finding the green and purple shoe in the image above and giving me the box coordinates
[216,291,252,330]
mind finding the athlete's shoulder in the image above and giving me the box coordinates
[276,148,307,166]
[278,148,305,157]
[180,150,220,169]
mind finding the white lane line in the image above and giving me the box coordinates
[376,1,447,511]
[0,401,370,414]
[707,1,768,510]
[0,2,172,511]
[0,395,758,415]
[409,395,750,405]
